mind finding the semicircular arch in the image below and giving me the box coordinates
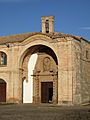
[20,33,53,46]
[19,38,58,68]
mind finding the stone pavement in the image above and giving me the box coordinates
[0,104,90,120]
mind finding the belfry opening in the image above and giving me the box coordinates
[22,45,58,104]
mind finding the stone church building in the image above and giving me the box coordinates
[0,16,90,105]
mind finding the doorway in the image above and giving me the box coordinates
[41,82,53,103]
[0,79,6,102]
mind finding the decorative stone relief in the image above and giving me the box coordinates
[43,57,51,71]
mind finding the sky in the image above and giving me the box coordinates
[0,0,90,41]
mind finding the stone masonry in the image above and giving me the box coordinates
[0,16,90,105]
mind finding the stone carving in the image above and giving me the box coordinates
[43,57,51,71]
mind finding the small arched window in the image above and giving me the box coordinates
[0,52,7,66]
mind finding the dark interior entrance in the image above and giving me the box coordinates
[41,82,53,103]
[0,79,6,102]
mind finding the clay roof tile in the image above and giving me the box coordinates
[0,32,89,44]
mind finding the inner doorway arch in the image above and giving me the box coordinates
[0,79,6,102]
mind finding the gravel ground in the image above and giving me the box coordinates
[0,104,90,120]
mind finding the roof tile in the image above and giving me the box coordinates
[0,32,89,44]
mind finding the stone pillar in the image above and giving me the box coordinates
[22,54,30,82]
[53,73,58,104]
[33,74,39,103]
[49,16,54,33]
[41,17,46,33]
[19,68,23,103]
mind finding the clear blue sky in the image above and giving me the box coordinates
[0,0,90,40]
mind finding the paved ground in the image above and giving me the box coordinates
[0,104,90,120]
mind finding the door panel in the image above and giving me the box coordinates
[41,82,53,103]
[0,83,6,102]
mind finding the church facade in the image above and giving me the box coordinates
[0,16,90,105]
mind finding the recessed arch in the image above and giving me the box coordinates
[19,43,58,69]
[19,34,59,68]
[19,41,58,104]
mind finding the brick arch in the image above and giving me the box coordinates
[20,34,53,46]
[18,34,59,104]
[19,37,59,78]
[19,44,58,69]
[19,44,58,76]
[19,34,59,68]
[19,43,58,104]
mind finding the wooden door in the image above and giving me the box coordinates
[41,82,53,103]
[0,83,6,102]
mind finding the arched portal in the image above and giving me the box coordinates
[21,45,58,104]
[0,79,6,102]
